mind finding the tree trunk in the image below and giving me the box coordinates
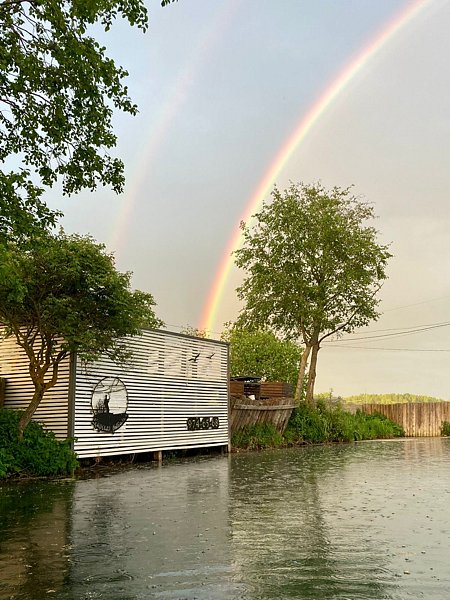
[17,356,64,439]
[305,343,320,404]
[17,382,45,439]
[294,344,312,403]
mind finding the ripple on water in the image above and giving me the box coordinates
[1,439,450,599]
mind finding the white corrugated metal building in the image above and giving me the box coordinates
[0,329,230,458]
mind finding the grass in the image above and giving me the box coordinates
[441,421,450,436]
[232,423,285,450]
[232,400,405,450]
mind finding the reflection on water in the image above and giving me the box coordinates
[1,439,450,599]
[0,482,74,598]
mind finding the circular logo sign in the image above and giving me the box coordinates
[91,377,129,434]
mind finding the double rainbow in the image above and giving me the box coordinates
[199,0,433,335]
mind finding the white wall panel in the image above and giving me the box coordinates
[73,330,229,458]
[0,332,70,439]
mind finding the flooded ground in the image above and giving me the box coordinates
[1,438,450,599]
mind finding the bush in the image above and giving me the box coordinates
[232,423,284,450]
[352,410,405,440]
[232,402,404,450]
[283,401,404,445]
[441,421,450,436]
[284,400,358,444]
[284,400,331,444]
[0,409,78,479]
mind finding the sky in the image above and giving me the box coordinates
[46,0,450,399]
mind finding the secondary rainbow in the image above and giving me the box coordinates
[108,0,242,254]
[199,0,433,335]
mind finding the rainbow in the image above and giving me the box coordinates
[109,0,242,253]
[199,0,433,335]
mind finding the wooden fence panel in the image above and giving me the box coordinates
[230,403,296,435]
[354,402,450,437]
[260,382,293,398]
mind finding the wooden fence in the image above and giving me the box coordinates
[230,381,292,401]
[230,401,296,435]
[230,380,295,435]
[346,402,450,437]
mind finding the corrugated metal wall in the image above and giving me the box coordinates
[73,330,229,458]
[0,333,71,439]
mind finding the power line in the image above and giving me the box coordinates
[323,321,450,344]
[382,294,450,313]
[340,319,450,335]
[325,345,450,352]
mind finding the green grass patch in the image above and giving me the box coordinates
[441,421,450,436]
[232,423,285,450]
[0,408,78,479]
[284,401,404,444]
[232,401,405,450]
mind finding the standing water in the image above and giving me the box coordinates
[1,438,450,599]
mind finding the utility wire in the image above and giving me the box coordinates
[323,321,450,344]
[382,294,450,313]
[326,345,450,352]
[339,319,450,335]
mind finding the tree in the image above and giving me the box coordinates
[221,324,301,390]
[234,182,391,404]
[0,231,162,436]
[0,0,171,238]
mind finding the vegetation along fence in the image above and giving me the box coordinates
[347,402,450,437]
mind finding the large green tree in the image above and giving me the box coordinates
[221,324,301,390]
[0,231,162,436]
[0,0,174,238]
[234,182,391,403]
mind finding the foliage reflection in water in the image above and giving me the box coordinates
[1,439,450,599]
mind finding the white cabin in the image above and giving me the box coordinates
[0,329,230,458]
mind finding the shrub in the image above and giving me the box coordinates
[352,410,404,440]
[441,421,450,436]
[284,401,404,445]
[0,409,78,479]
[284,400,331,444]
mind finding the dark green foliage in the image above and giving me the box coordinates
[234,182,392,402]
[0,409,78,478]
[352,411,405,440]
[284,401,404,444]
[0,231,162,435]
[232,424,284,451]
[441,421,450,436]
[284,400,358,443]
[284,401,334,443]
[0,172,60,243]
[0,0,150,238]
[232,401,404,449]
[222,325,301,389]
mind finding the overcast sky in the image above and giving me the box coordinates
[47,0,450,399]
